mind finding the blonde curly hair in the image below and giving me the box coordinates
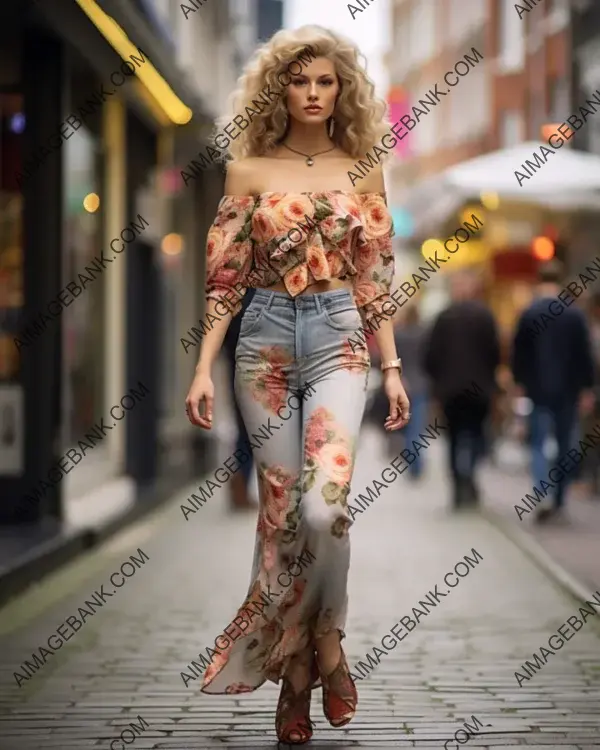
[213,25,391,162]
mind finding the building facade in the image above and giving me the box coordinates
[569,0,600,269]
[0,0,260,551]
[388,0,571,188]
[386,0,572,337]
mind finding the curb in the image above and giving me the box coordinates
[0,529,91,609]
[0,462,214,609]
[481,505,598,604]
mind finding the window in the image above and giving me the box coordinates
[388,14,411,82]
[548,78,569,122]
[466,64,491,139]
[528,90,546,140]
[0,92,24,475]
[62,124,105,451]
[449,0,486,43]
[498,0,525,72]
[588,117,600,155]
[392,18,410,79]
[0,93,23,386]
[547,0,569,34]
[413,98,438,155]
[444,63,490,147]
[500,110,524,146]
[408,0,436,66]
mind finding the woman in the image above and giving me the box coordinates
[185,25,410,745]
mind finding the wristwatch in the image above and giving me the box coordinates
[381,358,402,375]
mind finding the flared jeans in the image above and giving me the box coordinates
[201,288,370,695]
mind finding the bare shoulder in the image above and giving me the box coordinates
[224,158,263,196]
[356,162,386,195]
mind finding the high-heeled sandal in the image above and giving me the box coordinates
[319,648,357,728]
[275,676,314,745]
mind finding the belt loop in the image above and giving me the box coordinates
[314,293,322,314]
[265,291,275,311]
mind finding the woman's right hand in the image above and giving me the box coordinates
[185,371,214,429]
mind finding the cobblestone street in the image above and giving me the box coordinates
[0,425,599,749]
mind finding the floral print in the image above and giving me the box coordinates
[206,195,255,315]
[237,345,294,415]
[224,683,255,695]
[204,191,395,325]
[303,407,354,507]
[341,339,370,373]
[257,463,301,557]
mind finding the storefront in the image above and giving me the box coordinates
[0,0,216,529]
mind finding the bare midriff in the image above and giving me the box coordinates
[256,278,354,297]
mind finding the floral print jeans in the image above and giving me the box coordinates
[201,288,370,695]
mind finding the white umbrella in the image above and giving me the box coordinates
[449,141,600,195]
[401,142,600,235]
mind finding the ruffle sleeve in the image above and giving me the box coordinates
[205,195,256,317]
[352,193,396,325]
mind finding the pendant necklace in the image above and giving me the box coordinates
[282,143,336,167]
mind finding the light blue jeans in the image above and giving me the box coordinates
[398,392,428,477]
[530,400,577,509]
[202,288,370,695]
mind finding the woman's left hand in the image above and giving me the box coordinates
[383,369,411,431]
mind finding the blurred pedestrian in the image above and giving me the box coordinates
[588,291,600,367]
[424,270,501,508]
[511,259,596,523]
[184,26,410,746]
[222,288,257,511]
[389,304,429,479]
[585,292,600,493]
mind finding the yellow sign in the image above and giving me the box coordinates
[421,239,490,270]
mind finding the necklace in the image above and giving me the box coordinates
[282,143,336,167]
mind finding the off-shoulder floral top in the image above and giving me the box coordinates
[205,191,395,325]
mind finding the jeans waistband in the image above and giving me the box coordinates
[252,287,354,311]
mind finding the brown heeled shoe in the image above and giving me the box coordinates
[276,676,315,745]
[319,649,357,728]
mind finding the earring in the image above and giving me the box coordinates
[328,117,335,138]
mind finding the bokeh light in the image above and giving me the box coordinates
[161,233,183,255]
[480,193,499,211]
[531,236,555,261]
[83,192,100,213]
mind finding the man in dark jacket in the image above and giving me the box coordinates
[424,270,500,508]
[512,259,595,522]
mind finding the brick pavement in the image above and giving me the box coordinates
[483,450,600,594]
[0,427,599,749]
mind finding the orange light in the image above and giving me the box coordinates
[161,233,182,255]
[532,236,555,261]
[83,192,100,212]
[541,122,573,141]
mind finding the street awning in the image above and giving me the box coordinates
[449,141,600,195]
[402,141,600,237]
